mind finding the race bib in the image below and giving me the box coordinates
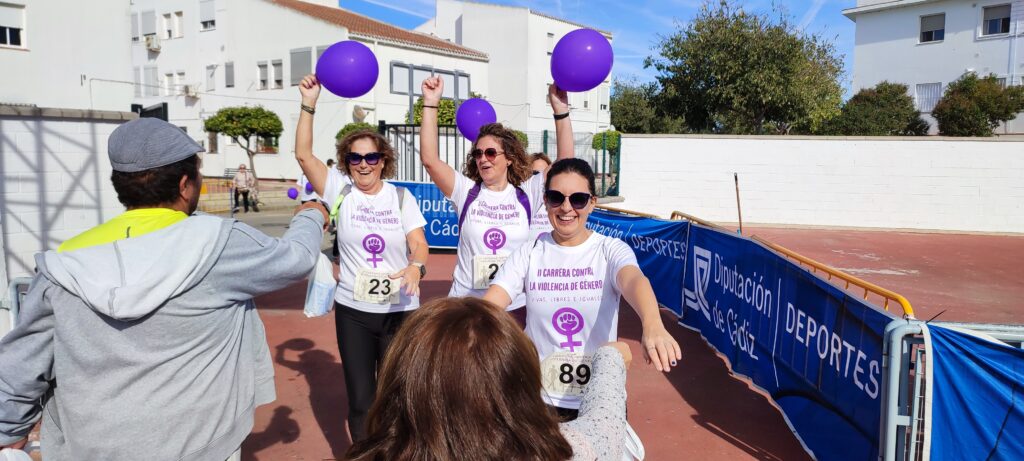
[540,351,594,398]
[472,254,507,290]
[353,267,400,304]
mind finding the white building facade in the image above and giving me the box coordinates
[0,0,136,289]
[129,0,488,180]
[844,0,1024,133]
[417,0,613,136]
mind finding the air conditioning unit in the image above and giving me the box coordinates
[183,85,198,98]
[144,35,161,52]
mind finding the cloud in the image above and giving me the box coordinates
[797,0,828,31]
[351,0,432,19]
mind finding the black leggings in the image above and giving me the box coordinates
[334,303,409,442]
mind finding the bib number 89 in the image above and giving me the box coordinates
[559,363,590,385]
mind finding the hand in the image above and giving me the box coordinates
[389,265,421,297]
[641,324,681,372]
[0,437,27,450]
[299,74,321,106]
[297,201,329,230]
[605,341,633,369]
[421,76,443,106]
[548,83,569,114]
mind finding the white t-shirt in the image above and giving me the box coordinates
[528,203,553,242]
[446,172,545,308]
[297,174,320,202]
[491,231,639,409]
[323,168,427,313]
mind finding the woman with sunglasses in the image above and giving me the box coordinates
[295,74,430,442]
[483,158,681,419]
[419,76,575,320]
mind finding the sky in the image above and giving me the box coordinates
[338,0,860,94]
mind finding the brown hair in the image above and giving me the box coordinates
[462,123,532,186]
[529,152,552,166]
[346,297,573,461]
[335,129,397,180]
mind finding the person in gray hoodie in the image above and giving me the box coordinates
[0,118,328,460]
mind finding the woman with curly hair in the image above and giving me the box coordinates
[294,74,430,442]
[418,76,575,321]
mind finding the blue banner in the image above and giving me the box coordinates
[586,208,689,316]
[681,224,895,461]
[927,325,1024,460]
[391,181,459,248]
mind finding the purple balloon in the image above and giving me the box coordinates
[287,188,299,200]
[456,98,497,142]
[305,182,314,194]
[550,29,613,92]
[316,41,379,98]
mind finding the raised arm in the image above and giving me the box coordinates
[549,84,574,161]
[419,76,456,197]
[295,74,329,197]
[617,265,682,372]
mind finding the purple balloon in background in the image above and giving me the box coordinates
[550,29,614,92]
[287,188,299,200]
[315,41,379,98]
[305,182,314,194]
[456,98,497,142]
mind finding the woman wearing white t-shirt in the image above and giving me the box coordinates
[484,158,681,418]
[528,152,554,241]
[295,75,430,441]
[419,76,575,320]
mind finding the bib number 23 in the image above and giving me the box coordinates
[354,268,400,304]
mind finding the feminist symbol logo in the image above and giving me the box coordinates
[552,307,584,352]
[362,234,385,268]
[482,228,507,255]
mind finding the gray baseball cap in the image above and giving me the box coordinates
[108,118,204,172]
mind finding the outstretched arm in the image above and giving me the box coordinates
[419,76,456,197]
[482,285,513,311]
[549,84,575,162]
[617,265,682,372]
[295,74,329,197]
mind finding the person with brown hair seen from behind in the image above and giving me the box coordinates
[418,77,575,324]
[346,297,633,461]
[233,163,258,212]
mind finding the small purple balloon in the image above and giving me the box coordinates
[305,182,314,194]
[316,41,379,98]
[287,188,299,200]
[550,29,614,92]
[456,98,497,142]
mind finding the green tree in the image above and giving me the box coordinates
[609,77,686,133]
[336,122,376,141]
[932,73,1024,136]
[824,82,929,136]
[645,0,843,134]
[511,129,529,149]
[204,106,283,190]
[591,130,621,150]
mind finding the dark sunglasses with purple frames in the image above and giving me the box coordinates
[346,152,383,166]
[544,190,593,209]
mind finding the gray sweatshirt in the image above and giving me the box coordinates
[0,209,325,460]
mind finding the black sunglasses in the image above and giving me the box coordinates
[346,152,383,166]
[470,148,504,161]
[544,190,593,209]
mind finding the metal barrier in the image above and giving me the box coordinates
[596,204,663,219]
[670,210,730,231]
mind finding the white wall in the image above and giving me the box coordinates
[615,135,1024,233]
[0,112,130,283]
[850,0,1024,133]
[0,0,133,112]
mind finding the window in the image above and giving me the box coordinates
[164,72,174,95]
[391,63,410,94]
[176,71,185,92]
[174,11,183,38]
[144,66,159,96]
[141,10,156,37]
[983,5,1011,36]
[316,45,329,60]
[916,82,942,112]
[599,85,609,111]
[0,3,25,47]
[225,61,234,88]
[163,13,172,39]
[920,14,945,43]
[583,92,590,110]
[257,62,268,90]
[207,131,218,153]
[257,136,278,153]
[131,13,139,42]
[272,59,283,89]
[200,0,215,30]
[133,67,142,97]
[290,48,311,86]
[206,65,215,91]
[412,68,432,95]
[457,73,470,99]
[547,32,555,55]
[997,77,1008,88]
[437,70,456,99]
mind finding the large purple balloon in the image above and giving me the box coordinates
[550,29,613,92]
[287,188,299,200]
[456,98,497,142]
[316,41,379,98]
